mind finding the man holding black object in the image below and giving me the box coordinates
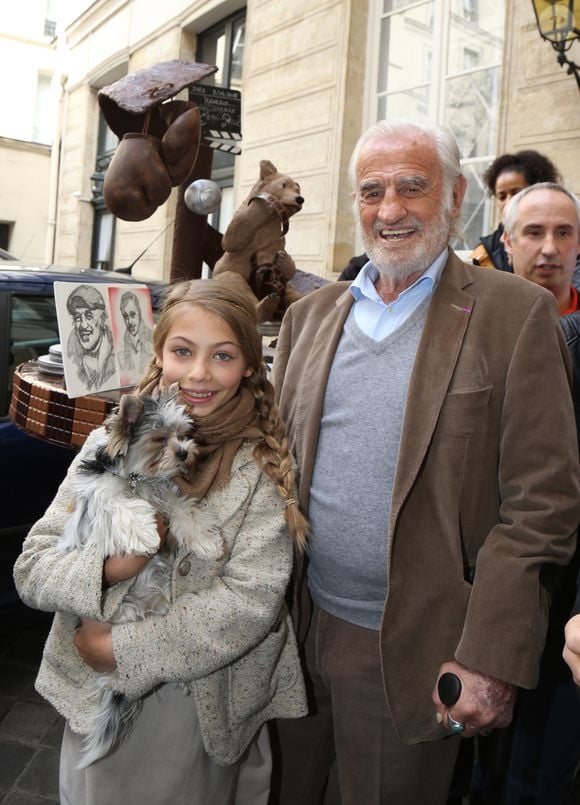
[271,119,580,804]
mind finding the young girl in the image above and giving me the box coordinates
[14,279,308,805]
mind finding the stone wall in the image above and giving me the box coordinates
[239,0,368,277]
[0,138,51,263]
[495,0,580,225]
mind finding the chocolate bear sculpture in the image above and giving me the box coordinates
[213,160,305,322]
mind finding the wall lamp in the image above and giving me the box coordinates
[531,1,580,89]
[90,171,105,201]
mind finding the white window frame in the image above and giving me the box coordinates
[363,0,504,245]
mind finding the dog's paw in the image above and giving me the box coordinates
[191,530,225,561]
[105,500,160,556]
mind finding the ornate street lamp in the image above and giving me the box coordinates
[531,1,580,88]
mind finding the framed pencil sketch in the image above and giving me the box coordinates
[53,282,154,398]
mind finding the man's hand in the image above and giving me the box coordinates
[103,512,169,586]
[563,614,580,685]
[432,660,517,737]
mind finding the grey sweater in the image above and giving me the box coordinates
[308,302,429,629]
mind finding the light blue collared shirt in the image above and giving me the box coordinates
[349,248,448,341]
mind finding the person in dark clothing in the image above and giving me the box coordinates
[470,150,561,272]
[337,253,368,281]
[469,183,580,805]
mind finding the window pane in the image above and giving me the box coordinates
[444,66,501,159]
[10,295,60,395]
[98,114,118,156]
[383,0,424,12]
[447,0,504,75]
[461,0,479,23]
[93,211,114,270]
[230,18,245,90]
[198,27,227,86]
[32,73,53,144]
[0,223,10,251]
[209,185,235,235]
[378,85,431,122]
[378,3,434,94]
[459,160,492,249]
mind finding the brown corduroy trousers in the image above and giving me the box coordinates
[270,606,461,805]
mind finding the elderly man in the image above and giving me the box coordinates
[66,284,115,391]
[271,120,580,805]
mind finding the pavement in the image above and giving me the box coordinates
[0,603,62,804]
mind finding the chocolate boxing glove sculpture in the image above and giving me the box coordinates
[98,61,217,222]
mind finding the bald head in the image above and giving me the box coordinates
[503,184,580,314]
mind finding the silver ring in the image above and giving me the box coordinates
[447,712,465,734]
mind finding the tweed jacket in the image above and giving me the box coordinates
[14,433,307,765]
[273,249,580,745]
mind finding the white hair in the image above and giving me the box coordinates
[349,118,465,242]
[349,119,463,194]
[503,182,580,237]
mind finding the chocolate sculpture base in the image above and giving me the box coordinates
[10,363,126,449]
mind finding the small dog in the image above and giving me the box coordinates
[58,385,222,767]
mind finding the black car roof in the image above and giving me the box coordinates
[0,263,167,307]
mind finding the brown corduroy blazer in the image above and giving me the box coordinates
[273,249,580,744]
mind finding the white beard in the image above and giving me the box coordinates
[358,204,452,284]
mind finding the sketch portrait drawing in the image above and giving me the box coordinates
[113,288,154,386]
[53,282,153,399]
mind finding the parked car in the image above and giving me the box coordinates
[0,263,166,607]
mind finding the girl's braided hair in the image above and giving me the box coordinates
[135,279,308,551]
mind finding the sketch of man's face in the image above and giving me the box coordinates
[73,306,105,353]
[122,298,141,336]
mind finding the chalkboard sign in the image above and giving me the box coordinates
[189,85,242,137]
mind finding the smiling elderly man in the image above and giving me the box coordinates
[270,120,580,805]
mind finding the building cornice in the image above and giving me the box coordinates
[65,0,130,48]
[0,137,51,155]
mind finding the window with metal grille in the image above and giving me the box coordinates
[368,0,505,248]
[194,9,246,235]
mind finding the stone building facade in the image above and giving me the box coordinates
[50,0,580,282]
[0,1,60,262]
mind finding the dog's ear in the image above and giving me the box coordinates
[120,395,145,425]
[106,395,144,458]
[259,160,277,181]
[166,381,181,400]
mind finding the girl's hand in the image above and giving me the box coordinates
[102,513,169,586]
[74,618,116,672]
[103,552,150,585]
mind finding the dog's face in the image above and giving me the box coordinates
[105,387,198,480]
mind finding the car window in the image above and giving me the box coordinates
[7,294,60,407]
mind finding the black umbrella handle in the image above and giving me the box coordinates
[438,672,462,706]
